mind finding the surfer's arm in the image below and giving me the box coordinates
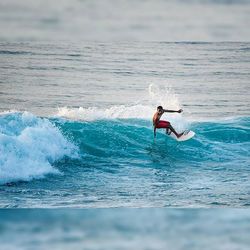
[164,109,183,113]
[154,126,156,138]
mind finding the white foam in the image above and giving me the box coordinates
[57,105,189,132]
[57,105,154,121]
[57,83,182,120]
[0,112,78,184]
[56,83,189,132]
[148,83,181,110]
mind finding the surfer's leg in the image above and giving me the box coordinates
[166,128,171,135]
[156,121,184,137]
[168,124,184,138]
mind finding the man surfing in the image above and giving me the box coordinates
[153,106,184,138]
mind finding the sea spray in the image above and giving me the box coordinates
[148,83,181,110]
[57,84,189,131]
[0,112,78,184]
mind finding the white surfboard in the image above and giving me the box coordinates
[168,130,195,142]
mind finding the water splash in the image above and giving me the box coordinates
[148,83,181,110]
[0,112,78,184]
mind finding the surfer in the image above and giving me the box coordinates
[153,106,184,138]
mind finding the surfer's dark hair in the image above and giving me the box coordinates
[157,106,163,110]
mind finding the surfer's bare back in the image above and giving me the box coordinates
[153,106,184,138]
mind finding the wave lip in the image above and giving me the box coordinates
[0,112,78,184]
[57,105,154,121]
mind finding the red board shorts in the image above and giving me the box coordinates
[156,120,170,129]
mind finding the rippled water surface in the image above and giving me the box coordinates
[0,42,249,208]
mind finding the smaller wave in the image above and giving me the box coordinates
[196,117,250,144]
[239,47,250,51]
[0,112,78,184]
[0,50,32,55]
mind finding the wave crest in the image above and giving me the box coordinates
[0,112,78,184]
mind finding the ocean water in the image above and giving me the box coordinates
[0,41,249,208]
[1,1,250,248]
[0,209,250,250]
[1,0,250,42]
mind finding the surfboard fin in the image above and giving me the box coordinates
[166,128,172,135]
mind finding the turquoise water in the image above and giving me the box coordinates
[0,112,249,207]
